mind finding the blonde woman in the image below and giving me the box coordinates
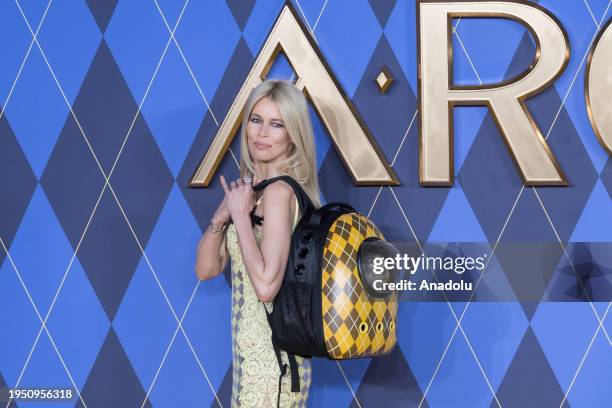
[195,79,321,407]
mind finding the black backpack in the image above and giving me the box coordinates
[252,175,400,403]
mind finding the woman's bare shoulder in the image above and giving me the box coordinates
[262,180,294,202]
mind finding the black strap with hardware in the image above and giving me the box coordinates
[252,175,312,405]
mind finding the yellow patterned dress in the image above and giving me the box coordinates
[226,195,311,407]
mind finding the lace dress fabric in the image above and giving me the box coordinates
[227,195,311,407]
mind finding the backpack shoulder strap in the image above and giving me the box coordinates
[253,175,315,215]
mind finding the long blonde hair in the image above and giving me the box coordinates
[239,79,321,208]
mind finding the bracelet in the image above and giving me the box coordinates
[208,222,227,233]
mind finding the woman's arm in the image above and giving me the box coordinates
[194,196,231,281]
[194,222,228,281]
[225,179,295,302]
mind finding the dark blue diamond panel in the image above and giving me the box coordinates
[352,34,417,163]
[41,113,106,250]
[85,0,118,32]
[71,40,140,175]
[77,328,153,408]
[601,158,612,200]
[0,117,36,264]
[109,113,173,249]
[76,187,143,322]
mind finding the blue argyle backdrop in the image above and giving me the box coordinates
[0,0,611,407]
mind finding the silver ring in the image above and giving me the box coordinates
[242,177,253,183]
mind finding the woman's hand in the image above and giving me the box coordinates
[210,197,231,226]
[220,175,256,223]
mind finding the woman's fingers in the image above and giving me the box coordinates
[242,177,253,190]
[220,175,230,194]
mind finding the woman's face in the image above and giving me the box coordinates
[246,97,293,166]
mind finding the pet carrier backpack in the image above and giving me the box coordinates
[252,176,400,398]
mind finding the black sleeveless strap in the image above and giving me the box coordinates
[263,303,301,403]
[264,304,296,406]
[272,341,287,408]
[256,175,310,400]
[287,353,300,392]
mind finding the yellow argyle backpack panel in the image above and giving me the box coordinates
[322,213,398,358]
